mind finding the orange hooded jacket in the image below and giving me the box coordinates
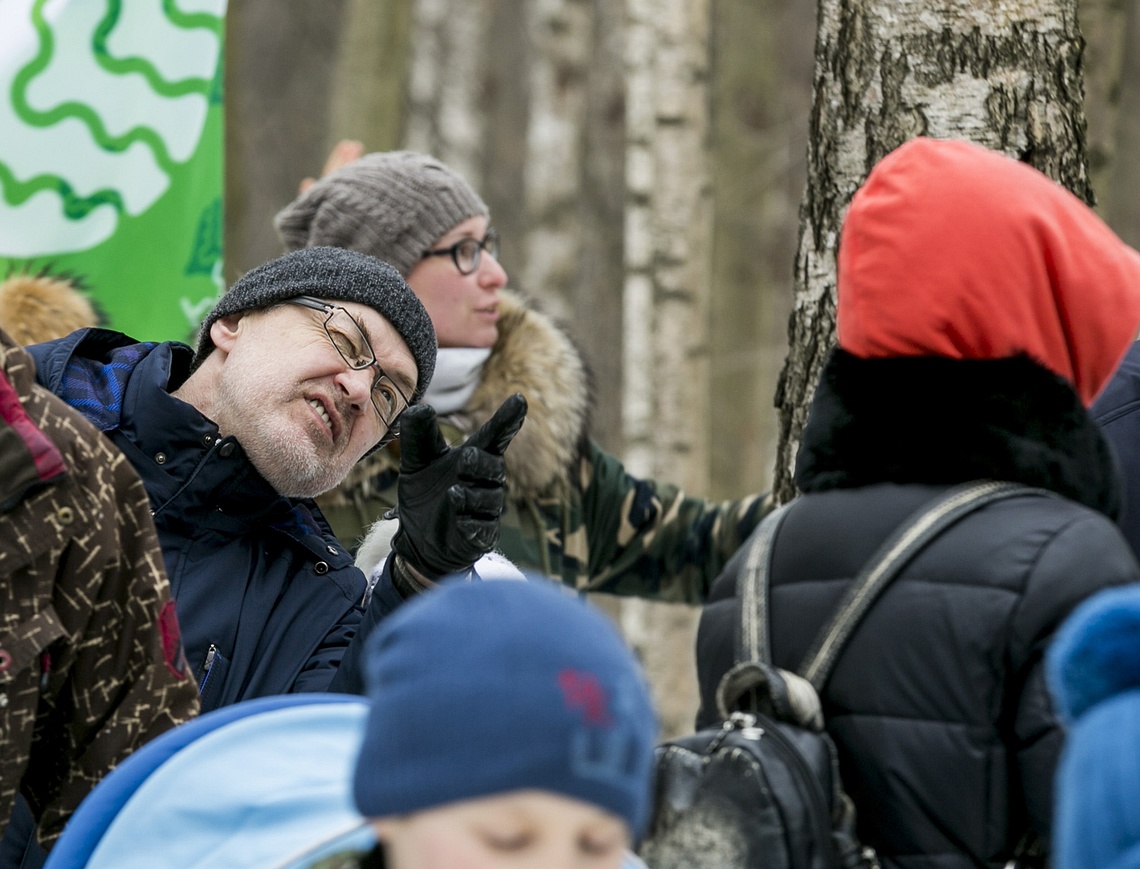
[837,137,1140,406]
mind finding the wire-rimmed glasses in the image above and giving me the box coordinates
[288,295,411,438]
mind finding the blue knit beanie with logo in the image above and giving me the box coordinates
[1048,585,1140,869]
[352,577,658,835]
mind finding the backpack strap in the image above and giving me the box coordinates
[717,503,813,724]
[722,480,1048,721]
[796,480,1045,690]
[735,501,793,667]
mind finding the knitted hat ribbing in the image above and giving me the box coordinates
[274,151,489,277]
[193,247,436,401]
[353,578,657,835]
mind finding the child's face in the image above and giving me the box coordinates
[372,789,631,869]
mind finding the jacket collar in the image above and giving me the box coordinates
[39,328,161,432]
[0,336,66,512]
[460,290,591,497]
[795,348,1123,519]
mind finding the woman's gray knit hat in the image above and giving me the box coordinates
[274,151,489,277]
[193,246,436,401]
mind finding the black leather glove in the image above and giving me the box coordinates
[390,393,527,580]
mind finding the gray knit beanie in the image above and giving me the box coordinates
[193,246,436,401]
[274,151,489,277]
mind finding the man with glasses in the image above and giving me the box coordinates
[27,246,527,712]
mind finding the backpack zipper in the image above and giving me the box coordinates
[746,712,841,867]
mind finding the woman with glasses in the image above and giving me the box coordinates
[275,147,769,670]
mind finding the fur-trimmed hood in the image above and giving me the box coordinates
[796,348,1123,519]
[460,290,590,498]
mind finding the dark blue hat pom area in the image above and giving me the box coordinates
[1047,585,1140,723]
[1048,585,1140,869]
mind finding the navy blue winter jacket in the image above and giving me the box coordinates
[28,329,369,712]
[1092,340,1140,561]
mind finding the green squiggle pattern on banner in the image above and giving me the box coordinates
[0,156,125,219]
[0,0,227,343]
[93,0,220,99]
[13,0,179,175]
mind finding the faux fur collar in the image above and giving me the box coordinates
[795,349,1123,519]
[460,290,590,498]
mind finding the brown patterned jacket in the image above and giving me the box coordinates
[0,330,198,847]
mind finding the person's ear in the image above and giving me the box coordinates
[370,817,400,842]
[209,313,245,354]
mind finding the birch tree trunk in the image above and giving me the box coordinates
[518,0,593,318]
[773,0,1092,502]
[621,0,714,739]
[404,0,491,187]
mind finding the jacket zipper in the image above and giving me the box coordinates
[198,643,217,692]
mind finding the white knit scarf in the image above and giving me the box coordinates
[422,347,492,415]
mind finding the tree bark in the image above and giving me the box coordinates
[480,0,532,284]
[518,0,593,318]
[571,0,627,451]
[774,0,1092,503]
[328,0,415,153]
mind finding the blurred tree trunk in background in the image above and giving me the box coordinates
[225,0,412,279]
[1083,0,1140,248]
[773,0,1095,504]
[225,1,349,278]
[328,0,415,155]
[619,0,714,738]
[570,1,628,446]
[404,0,490,182]
[709,0,813,502]
[518,0,594,317]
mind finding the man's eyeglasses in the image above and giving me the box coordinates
[422,227,500,276]
[288,296,412,438]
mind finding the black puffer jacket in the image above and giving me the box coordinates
[696,350,1140,869]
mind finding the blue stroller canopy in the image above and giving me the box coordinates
[45,694,374,869]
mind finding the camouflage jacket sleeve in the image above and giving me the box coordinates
[579,440,771,603]
[0,345,199,847]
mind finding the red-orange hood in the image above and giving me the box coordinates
[837,137,1140,405]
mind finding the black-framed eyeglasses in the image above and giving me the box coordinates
[422,227,500,276]
[287,296,412,438]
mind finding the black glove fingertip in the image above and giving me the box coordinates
[398,404,450,473]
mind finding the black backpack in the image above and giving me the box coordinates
[638,481,1035,869]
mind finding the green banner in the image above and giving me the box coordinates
[0,0,226,345]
